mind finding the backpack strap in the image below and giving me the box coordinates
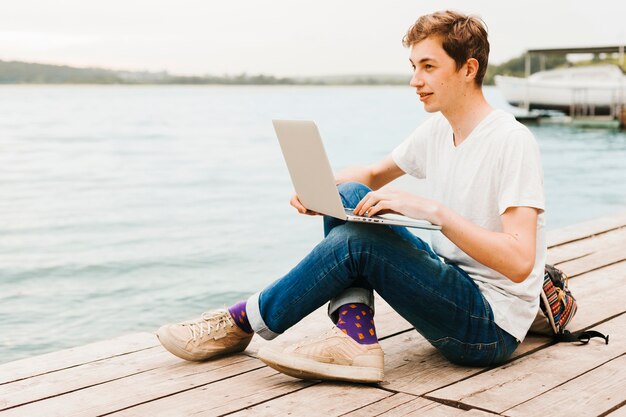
[556,329,609,344]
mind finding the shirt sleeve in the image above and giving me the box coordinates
[497,127,545,215]
[391,116,437,179]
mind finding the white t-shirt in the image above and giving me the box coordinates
[392,109,546,342]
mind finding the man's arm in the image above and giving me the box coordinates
[334,155,405,190]
[290,155,404,214]
[355,188,539,283]
[437,206,538,283]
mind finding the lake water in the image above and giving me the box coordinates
[1,85,625,364]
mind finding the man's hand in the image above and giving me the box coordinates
[290,194,320,216]
[354,187,441,224]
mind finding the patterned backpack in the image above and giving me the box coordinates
[530,264,609,344]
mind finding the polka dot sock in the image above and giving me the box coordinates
[335,303,378,345]
[227,300,253,334]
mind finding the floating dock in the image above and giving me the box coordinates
[515,113,624,129]
[1,212,626,416]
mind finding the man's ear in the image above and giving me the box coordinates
[465,58,479,81]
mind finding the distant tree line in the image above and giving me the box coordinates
[0,60,125,84]
[0,60,293,84]
[1,55,623,85]
[0,60,408,85]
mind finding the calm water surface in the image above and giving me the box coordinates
[1,85,625,363]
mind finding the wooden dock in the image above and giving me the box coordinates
[2,212,626,417]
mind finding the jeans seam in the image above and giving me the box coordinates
[497,326,506,356]
[269,250,354,325]
[479,291,493,320]
[428,335,499,351]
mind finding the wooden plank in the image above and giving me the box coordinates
[0,354,262,417]
[547,225,626,265]
[464,411,499,417]
[506,354,626,417]
[378,331,546,397]
[0,347,176,411]
[108,367,314,417]
[547,212,626,248]
[224,382,392,417]
[0,332,157,385]
[425,312,626,414]
[564,261,626,330]
[341,393,430,416]
[420,405,499,417]
[381,331,477,395]
[343,394,498,417]
[557,245,626,278]
[605,404,626,417]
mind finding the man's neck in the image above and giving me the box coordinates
[443,89,493,147]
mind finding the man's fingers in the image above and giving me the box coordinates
[354,192,372,215]
[291,194,321,216]
[367,201,386,217]
[290,194,307,213]
[356,192,380,216]
[366,203,379,216]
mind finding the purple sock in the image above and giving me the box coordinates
[228,300,253,334]
[335,303,378,345]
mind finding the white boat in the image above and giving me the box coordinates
[495,65,626,115]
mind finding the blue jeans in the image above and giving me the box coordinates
[246,182,519,366]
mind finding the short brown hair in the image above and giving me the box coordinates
[403,10,489,85]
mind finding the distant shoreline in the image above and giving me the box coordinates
[0,59,409,86]
[0,82,421,87]
[3,56,622,86]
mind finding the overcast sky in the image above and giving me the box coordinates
[1,0,624,76]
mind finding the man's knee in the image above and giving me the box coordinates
[337,182,371,208]
[327,222,366,244]
[326,222,380,257]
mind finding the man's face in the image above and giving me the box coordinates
[409,36,467,113]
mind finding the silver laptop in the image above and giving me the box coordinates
[272,120,441,231]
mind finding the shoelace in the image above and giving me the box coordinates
[186,311,234,341]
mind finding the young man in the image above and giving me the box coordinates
[157,10,545,383]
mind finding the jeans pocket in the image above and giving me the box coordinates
[429,336,499,367]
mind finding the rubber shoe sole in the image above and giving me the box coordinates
[258,346,384,383]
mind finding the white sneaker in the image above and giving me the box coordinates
[157,309,253,361]
[258,327,384,383]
